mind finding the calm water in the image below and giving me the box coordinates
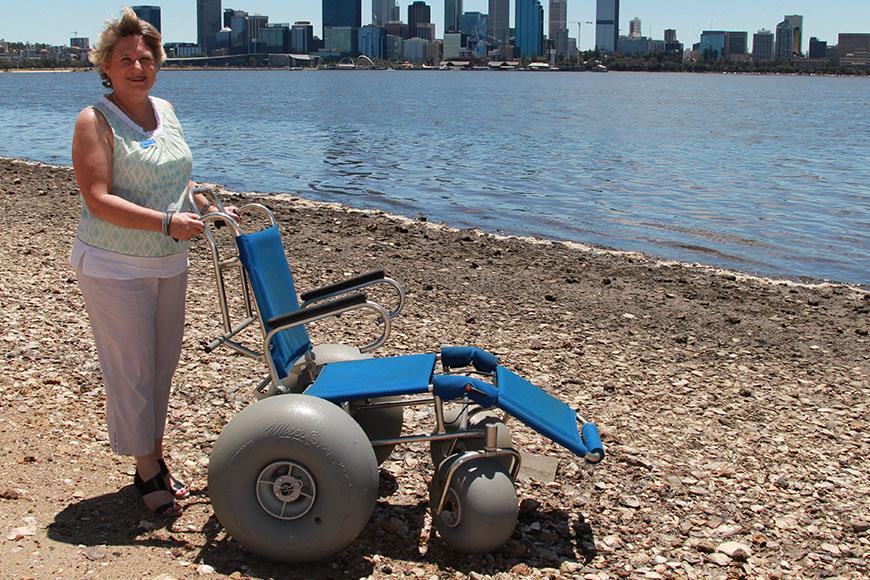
[1,70,868,284]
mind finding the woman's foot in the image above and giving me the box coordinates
[158,458,190,499]
[134,467,182,516]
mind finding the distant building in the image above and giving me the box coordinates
[488,0,510,58]
[838,33,870,68]
[445,0,463,33]
[402,37,428,62]
[516,0,544,58]
[617,36,664,56]
[443,32,463,59]
[291,21,315,53]
[372,0,399,27]
[359,25,385,58]
[725,31,747,58]
[663,29,683,56]
[775,15,802,60]
[752,29,774,61]
[261,23,290,53]
[809,37,827,59]
[70,37,90,50]
[416,23,436,41]
[595,0,619,53]
[132,6,161,33]
[164,42,200,58]
[826,44,839,64]
[225,10,248,54]
[323,0,362,37]
[699,30,746,61]
[385,34,403,59]
[197,0,221,56]
[408,2,431,38]
[629,17,641,39]
[324,26,357,55]
[385,20,409,39]
[215,27,232,53]
[460,12,487,41]
[549,0,569,57]
[247,14,269,53]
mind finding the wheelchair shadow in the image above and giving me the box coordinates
[48,473,595,578]
[419,506,597,574]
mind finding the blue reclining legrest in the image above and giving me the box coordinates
[190,187,605,562]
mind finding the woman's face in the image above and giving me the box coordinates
[104,35,157,98]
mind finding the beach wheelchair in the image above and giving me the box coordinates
[190,187,605,562]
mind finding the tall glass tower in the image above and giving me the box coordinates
[515,0,543,58]
[372,0,398,26]
[323,0,362,36]
[132,6,161,33]
[488,0,509,57]
[595,0,619,53]
[197,0,222,56]
[445,0,463,33]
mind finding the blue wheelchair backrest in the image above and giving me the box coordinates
[236,225,312,378]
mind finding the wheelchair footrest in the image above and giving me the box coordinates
[431,366,604,463]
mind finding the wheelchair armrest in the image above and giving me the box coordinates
[301,270,385,302]
[267,292,367,329]
[300,270,405,321]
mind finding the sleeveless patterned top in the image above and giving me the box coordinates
[76,95,193,257]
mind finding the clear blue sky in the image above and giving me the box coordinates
[1,1,867,51]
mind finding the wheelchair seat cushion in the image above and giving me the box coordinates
[305,353,437,402]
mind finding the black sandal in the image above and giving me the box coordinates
[158,458,190,499]
[134,469,182,516]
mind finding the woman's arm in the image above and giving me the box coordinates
[71,108,203,240]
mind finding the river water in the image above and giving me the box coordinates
[1,70,867,284]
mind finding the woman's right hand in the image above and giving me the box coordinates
[168,212,204,240]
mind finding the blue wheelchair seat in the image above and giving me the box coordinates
[306,354,437,401]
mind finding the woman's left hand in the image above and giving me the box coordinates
[224,205,241,223]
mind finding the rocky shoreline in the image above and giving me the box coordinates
[1,156,867,579]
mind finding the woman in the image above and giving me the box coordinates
[71,7,232,515]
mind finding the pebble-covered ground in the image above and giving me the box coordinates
[0,157,868,579]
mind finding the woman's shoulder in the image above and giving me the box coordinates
[150,96,176,113]
[75,105,110,132]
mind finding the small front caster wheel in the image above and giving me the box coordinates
[429,457,518,553]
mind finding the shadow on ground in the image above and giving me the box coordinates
[48,472,596,578]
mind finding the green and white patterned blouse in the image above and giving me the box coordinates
[76,95,193,257]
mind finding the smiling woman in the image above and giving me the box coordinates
[68,6,237,519]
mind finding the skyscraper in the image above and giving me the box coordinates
[408,2,431,38]
[488,0,509,57]
[372,0,399,27]
[291,21,315,53]
[515,0,544,58]
[132,6,161,33]
[548,0,568,57]
[197,0,221,56]
[752,29,774,61]
[323,0,362,37]
[808,37,827,59]
[774,15,803,60]
[445,0,463,33]
[595,0,619,53]
[629,17,641,39]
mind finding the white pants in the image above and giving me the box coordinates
[77,270,187,456]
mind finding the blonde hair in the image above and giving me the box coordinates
[89,6,165,87]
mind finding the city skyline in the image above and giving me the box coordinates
[1,1,868,52]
